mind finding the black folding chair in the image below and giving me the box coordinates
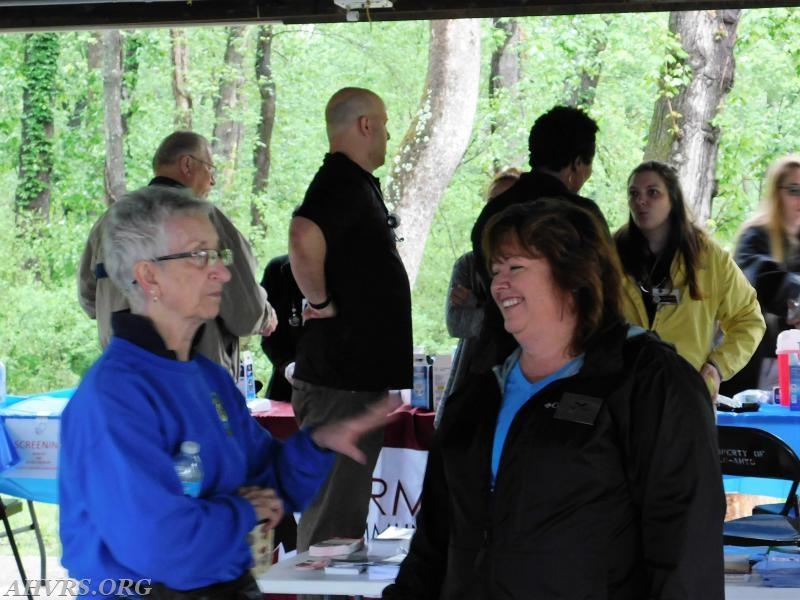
[0,496,46,600]
[718,425,800,546]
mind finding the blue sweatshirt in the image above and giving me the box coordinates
[59,317,334,595]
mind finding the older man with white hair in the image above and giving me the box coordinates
[78,130,275,378]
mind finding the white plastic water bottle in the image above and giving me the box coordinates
[411,351,432,410]
[237,351,256,401]
[174,441,203,497]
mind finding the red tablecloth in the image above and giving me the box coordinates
[252,401,435,450]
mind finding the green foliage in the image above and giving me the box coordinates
[713,8,800,243]
[15,33,59,212]
[0,9,797,394]
[0,501,60,557]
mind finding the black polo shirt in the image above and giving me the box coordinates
[292,152,413,391]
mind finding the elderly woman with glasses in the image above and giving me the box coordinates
[722,154,800,394]
[383,200,725,600]
[59,186,394,599]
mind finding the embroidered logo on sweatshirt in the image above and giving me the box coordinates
[211,393,232,436]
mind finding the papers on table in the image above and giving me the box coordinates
[309,537,364,557]
[375,526,414,540]
[303,553,406,580]
[324,561,368,575]
[367,553,405,580]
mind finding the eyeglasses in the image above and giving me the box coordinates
[780,185,800,197]
[153,248,233,268]
[188,155,217,176]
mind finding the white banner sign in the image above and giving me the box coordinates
[366,447,427,539]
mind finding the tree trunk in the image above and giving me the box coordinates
[489,18,520,109]
[15,33,60,221]
[489,17,521,172]
[121,31,142,138]
[385,19,481,288]
[68,33,102,129]
[251,24,276,227]
[170,29,192,130]
[644,10,741,224]
[212,25,247,190]
[102,30,126,205]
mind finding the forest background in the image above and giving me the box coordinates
[1,7,800,553]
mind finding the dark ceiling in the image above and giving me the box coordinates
[0,0,797,32]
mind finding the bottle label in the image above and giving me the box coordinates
[411,365,431,409]
[182,480,201,498]
[790,360,800,410]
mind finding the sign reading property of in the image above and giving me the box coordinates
[719,447,766,467]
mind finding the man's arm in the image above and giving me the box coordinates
[77,216,106,319]
[289,216,335,319]
[210,208,271,337]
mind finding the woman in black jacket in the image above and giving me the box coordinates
[383,199,725,600]
[721,154,800,396]
[260,254,304,401]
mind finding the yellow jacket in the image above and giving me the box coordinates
[620,240,765,380]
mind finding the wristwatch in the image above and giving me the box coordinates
[308,296,332,310]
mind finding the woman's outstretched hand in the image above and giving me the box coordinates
[310,393,403,464]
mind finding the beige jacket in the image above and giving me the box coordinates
[78,206,271,379]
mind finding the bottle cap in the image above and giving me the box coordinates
[776,329,800,352]
[181,441,200,455]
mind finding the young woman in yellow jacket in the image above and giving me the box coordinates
[614,161,765,398]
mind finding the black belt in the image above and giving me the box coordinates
[147,572,262,600]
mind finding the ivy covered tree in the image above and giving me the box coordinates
[644,10,741,224]
[15,32,60,221]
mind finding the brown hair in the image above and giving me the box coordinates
[486,167,522,200]
[482,198,623,355]
[615,160,707,300]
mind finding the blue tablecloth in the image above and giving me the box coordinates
[1,390,797,503]
[717,404,800,498]
[0,388,74,504]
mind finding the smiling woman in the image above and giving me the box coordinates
[383,199,727,600]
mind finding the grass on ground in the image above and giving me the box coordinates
[0,501,60,558]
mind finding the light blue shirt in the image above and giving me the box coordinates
[491,355,584,487]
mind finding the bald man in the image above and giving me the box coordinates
[289,88,412,559]
[78,130,276,378]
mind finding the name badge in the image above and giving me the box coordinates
[652,287,680,305]
[553,393,603,425]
